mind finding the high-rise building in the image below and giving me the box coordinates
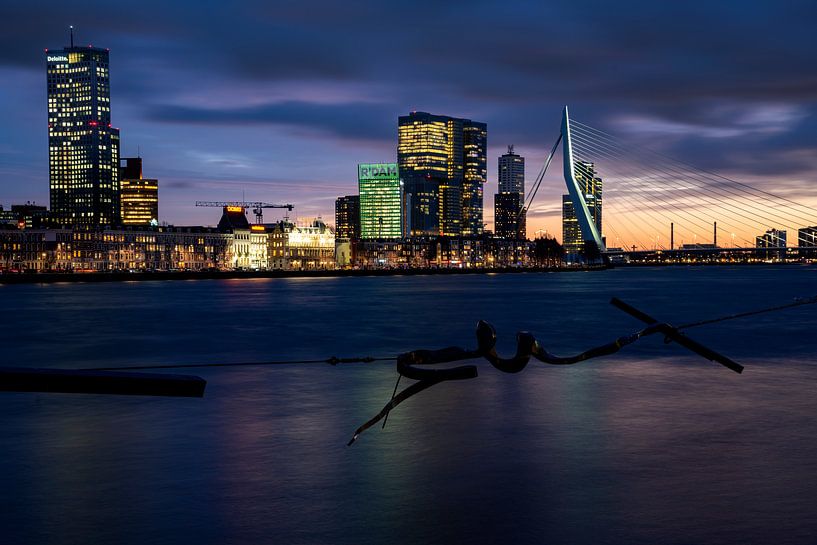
[496,145,526,238]
[358,163,403,239]
[498,145,525,204]
[47,38,120,226]
[119,158,159,226]
[398,112,486,237]
[562,194,581,254]
[756,228,787,259]
[798,226,817,258]
[335,195,361,240]
[462,122,487,236]
[494,192,525,239]
[562,161,603,255]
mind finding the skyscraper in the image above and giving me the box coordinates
[562,161,603,254]
[47,36,120,226]
[335,195,361,240]
[462,122,487,236]
[494,192,525,239]
[495,145,526,239]
[498,145,525,204]
[397,112,486,237]
[119,158,159,226]
[358,163,403,239]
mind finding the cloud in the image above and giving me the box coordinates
[1,0,816,230]
[146,100,397,141]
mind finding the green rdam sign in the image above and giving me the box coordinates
[358,163,398,180]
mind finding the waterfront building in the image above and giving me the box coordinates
[352,236,486,269]
[119,158,159,226]
[47,41,120,226]
[498,145,525,203]
[0,203,49,228]
[397,112,486,236]
[462,122,487,236]
[562,161,603,256]
[249,225,269,270]
[0,207,14,225]
[334,195,361,240]
[268,219,335,270]
[798,226,817,258]
[562,194,581,255]
[494,192,525,239]
[358,163,403,239]
[756,228,787,260]
[0,224,232,272]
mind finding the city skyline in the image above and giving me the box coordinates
[1,1,816,239]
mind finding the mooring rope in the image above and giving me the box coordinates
[678,295,817,330]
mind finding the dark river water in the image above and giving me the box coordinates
[2,266,817,545]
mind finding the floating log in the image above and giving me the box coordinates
[0,367,206,397]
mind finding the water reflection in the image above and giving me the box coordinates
[2,266,817,544]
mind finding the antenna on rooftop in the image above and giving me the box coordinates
[70,25,74,48]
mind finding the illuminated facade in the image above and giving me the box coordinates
[120,158,158,225]
[496,146,526,239]
[398,112,486,236]
[47,45,120,226]
[562,194,581,255]
[494,192,525,239]
[358,163,403,239]
[0,225,231,272]
[462,121,487,236]
[335,195,360,240]
[798,226,817,258]
[498,145,525,204]
[562,161,603,256]
[268,219,335,270]
[756,228,787,260]
[574,161,602,233]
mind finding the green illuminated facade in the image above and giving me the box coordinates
[358,163,403,239]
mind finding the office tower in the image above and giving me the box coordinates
[496,145,526,238]
[47,37,120,225]
[494,192,525,239]
[119,158,159,225]
[358,163,403,239]
[798,226,817,258]
[498,145,525,204]
[462,121,487,236]
[335,195,361,240]
[562,161,603,254]
[562,194,581,254]
[756,228,787,259]
[398,112,486,236]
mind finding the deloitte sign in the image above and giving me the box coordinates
[358,163,398,180]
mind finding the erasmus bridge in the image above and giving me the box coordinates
[526,107,817,255]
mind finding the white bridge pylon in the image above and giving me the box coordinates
[562,105,606,252]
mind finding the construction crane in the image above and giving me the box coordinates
[195,201,294,223]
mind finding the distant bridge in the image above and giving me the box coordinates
[525,107,817,255]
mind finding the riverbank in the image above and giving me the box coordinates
[0,264,609,284]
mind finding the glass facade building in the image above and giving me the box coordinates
[496,145,526,239]
[562,161,603,255]
[398,112,486,237]
[358,163,403,239]
[334,195,361,240]
[47,45,120,226]
[494,192,525,239]
[462,122,487,236]
[498,145,525,204]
